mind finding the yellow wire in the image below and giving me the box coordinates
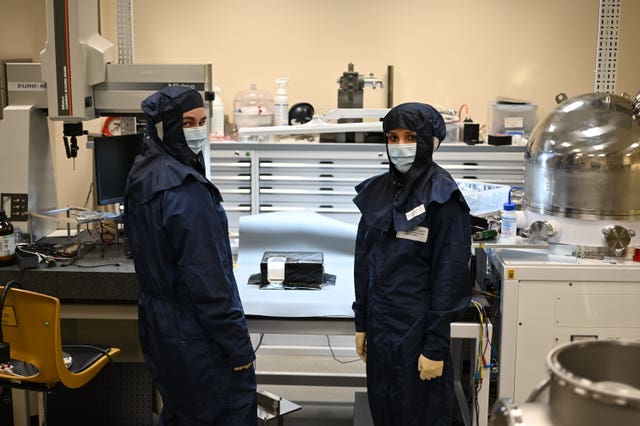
[471,300,485,381]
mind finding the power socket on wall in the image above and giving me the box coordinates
[1,193,28,221]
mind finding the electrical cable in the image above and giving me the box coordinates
[253,333,265,353]
[83,183,94,209]
[62,344,112,359]
[61,263,121,268]
[15,243,78,261]
[325,335,360,364]
[458,104,470,121]
[470,297,496,390]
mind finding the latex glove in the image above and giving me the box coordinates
[233,362,252,371]
[418,354,444,381]
[355,332,367,363]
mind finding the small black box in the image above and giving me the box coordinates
[462,123,480,143]
[260,251,324,286]
[15,249,39,269]
[487,134,512,146]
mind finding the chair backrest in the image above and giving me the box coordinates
[0,286,65,388]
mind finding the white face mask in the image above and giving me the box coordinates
[388,144,417,173]
[183,125,208,155]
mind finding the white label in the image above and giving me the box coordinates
[8,82,47,91]
[405,204,426,221]
[397,226,429,243]
[504,117,524,128]
[0,234,15,256]
[267,256,286,283]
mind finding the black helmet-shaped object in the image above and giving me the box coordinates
[288,102,315,125]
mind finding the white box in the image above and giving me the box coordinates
[489,102,537,137]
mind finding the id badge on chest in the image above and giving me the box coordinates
[396,226,429,243]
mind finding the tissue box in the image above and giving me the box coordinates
[260,251,324,286]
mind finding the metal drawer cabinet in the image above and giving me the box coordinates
[210,143,526,228]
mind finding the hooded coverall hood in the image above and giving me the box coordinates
[382,102,447,179]
[354,102,457,232]
[141,85,207,173]
[126,86,212,206]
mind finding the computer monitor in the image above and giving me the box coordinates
[93,133,143,206]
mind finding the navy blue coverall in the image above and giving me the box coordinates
[124,87,257,426]
[353,103,471,426]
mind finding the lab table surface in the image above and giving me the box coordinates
[0,243,138,303]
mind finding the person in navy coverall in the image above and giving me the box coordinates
[352,103,472,426]
[124,86,257,426]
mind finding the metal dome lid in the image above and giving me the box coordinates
[523,92,640,220]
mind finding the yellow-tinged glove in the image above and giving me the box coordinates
[355,332,367,363]
[418,354,443,380]
[233,362,252,371]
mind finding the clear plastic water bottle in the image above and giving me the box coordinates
[210,86,225,138]
[500,202,517,244]
[273,78,289,127]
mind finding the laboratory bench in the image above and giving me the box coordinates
[0,244,138,303]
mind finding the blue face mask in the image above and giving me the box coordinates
[388,144,417,173]
[183,125,208,155]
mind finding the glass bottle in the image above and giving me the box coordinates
[0,210,16,266]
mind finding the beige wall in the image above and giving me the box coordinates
[1,0,640,208]
[101,0,639,121]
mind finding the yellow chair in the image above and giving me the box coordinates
[0,282,120,425]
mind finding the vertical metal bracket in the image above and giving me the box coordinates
[594,0,621,93]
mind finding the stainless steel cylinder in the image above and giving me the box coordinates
[524,92,640,220]
[547,340,640,425]
[490,340,640,426]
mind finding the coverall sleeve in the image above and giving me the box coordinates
[423,193,472,360]
[163,178,255,368]
[352,216,371,332]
